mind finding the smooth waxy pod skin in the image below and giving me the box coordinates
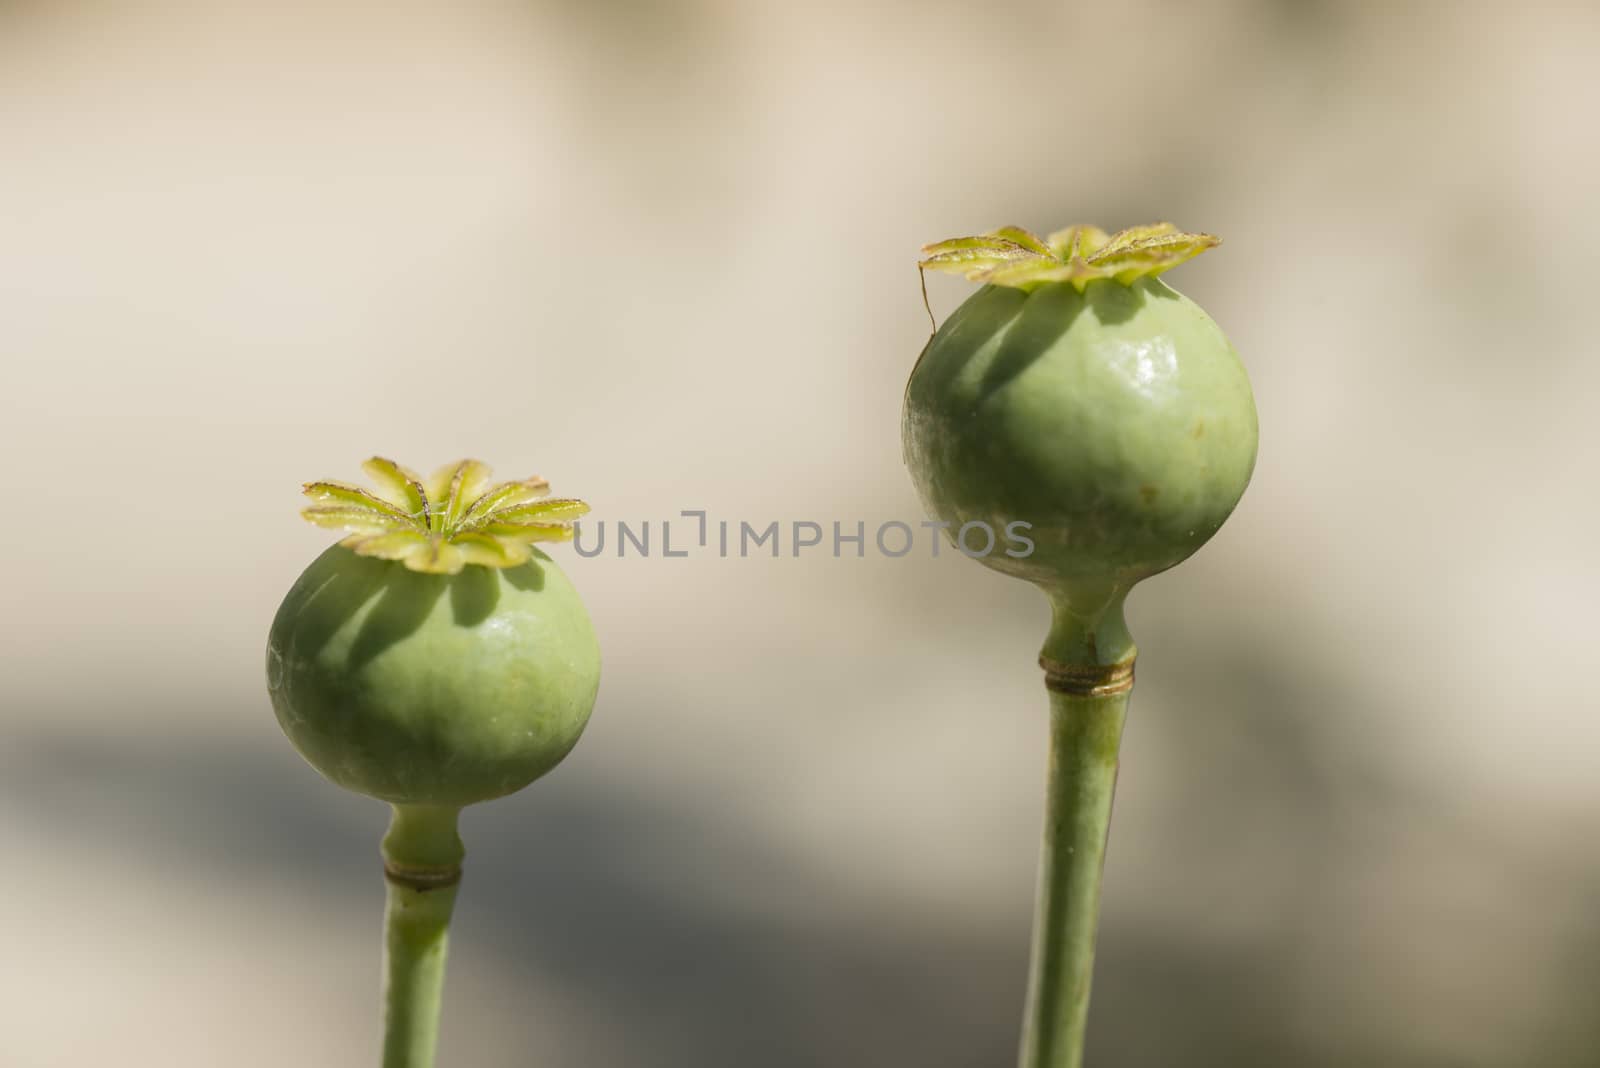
[267,545,600,806]
[905,276,1257,594]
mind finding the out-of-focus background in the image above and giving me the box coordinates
[3,2,1598,1065]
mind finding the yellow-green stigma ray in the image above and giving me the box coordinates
[919,221,1219,294]
[299,457,589,574]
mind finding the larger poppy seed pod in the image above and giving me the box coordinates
[266,458,601,807]
[904,223,1258,632]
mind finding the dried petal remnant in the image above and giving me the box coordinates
[920,221,1219,293]
[299,457,589,574]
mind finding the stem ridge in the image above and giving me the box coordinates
[1039,654,1136,697]
[384,860,464,891]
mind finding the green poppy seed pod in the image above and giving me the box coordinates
[266,458,601,807]
[266,545,600,806]
[904,223,1257,665]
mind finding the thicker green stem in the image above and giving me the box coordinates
[380,804,465,1068]
[1019,589,1134,1068]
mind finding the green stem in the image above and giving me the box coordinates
[380,804,465,1068]
[1019,590,1135,1068]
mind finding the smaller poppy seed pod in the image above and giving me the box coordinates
[266,459,600,806]
[902,224,1257,1068]
[264,457,600,1068]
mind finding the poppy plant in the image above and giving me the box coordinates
[905,223,1258,1068]
[267,458,601,1068]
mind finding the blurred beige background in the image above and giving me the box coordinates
[3,1,1599,1065]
